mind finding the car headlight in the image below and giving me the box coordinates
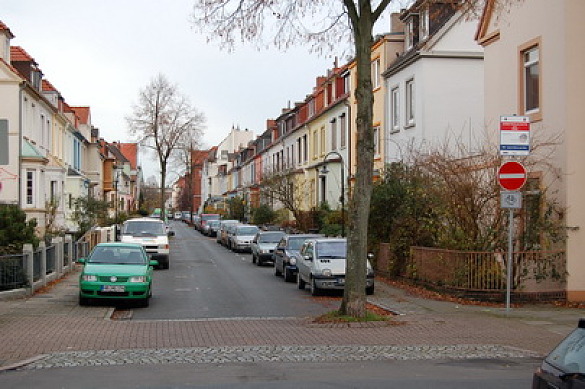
[261,249,269,254]
[159,244,169,249]
[129,276,147,283]
[82,275,97,282]
[321,269,332,277]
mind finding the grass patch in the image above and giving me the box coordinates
[314,309,391,323]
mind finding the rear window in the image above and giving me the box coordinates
[122,221,165,236]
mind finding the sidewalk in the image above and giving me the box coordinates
[0,268,580,369]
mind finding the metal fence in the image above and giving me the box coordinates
[33,248,42,282]
[0,254,27,291]
[46,245,56,274]
[408,246,566,293]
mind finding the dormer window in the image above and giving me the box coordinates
[420,7,429,40]
[405,15,419,50]
[31,70,42,91]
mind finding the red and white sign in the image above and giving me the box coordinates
[498,161,527,191]
[500,116,530,156]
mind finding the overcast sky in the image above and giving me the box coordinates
[2,0,404,181]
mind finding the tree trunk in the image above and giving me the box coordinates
[160,164,167,219]
[340,2,375,318]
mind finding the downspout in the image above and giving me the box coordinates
[18,81,25,207]
[344,99,352,191]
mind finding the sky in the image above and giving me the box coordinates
[1,0,405,182]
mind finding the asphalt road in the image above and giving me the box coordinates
[0,358,539,388]
[131,221,339,320]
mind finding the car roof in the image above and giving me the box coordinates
[94,242,144,249]
[125,217,164,224]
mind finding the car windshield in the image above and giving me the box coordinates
[288,237,310,250]
[317,241,346,259]
[122,221,165,236]
[88,246,146,265]
[259,232,285,243]
[546,327,585,374]
[237,226,259,235]
[202,214,220,221]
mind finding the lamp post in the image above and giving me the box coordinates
[320,151,345,237]
[113,165,121,241]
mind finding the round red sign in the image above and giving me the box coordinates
[498,161,527,191]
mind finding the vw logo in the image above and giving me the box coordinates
[110,276,117,282]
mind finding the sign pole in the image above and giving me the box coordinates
[506,208,513,313]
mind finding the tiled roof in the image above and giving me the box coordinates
[0,21,15,39]
[70,106,90,125]
[42,79,58,92]
[118,143,138,170]
[10,46,36,64]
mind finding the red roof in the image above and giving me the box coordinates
[70,106,90,125]
[0,21,15,39]
[42,79,58,92]
[118,143,138,170]
[10,46,36,64]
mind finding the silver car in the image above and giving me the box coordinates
[229,225,260,252]
[251,231,286,266]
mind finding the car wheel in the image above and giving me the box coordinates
[297,274,306,290]
[283,267,291,282]
[366,285,375,295]
[79,295,90,306]
[274,263,282,277]
[256,257,263,266]
[310,278,320,296]
[138,297,150,308]
[252,253,256,264]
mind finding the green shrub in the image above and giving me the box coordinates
[0,204,39,254]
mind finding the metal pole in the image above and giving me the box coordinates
[340,164,345,237]
[506,208,513,313]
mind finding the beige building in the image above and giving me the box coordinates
[476,0,585,301]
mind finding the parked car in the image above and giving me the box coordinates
[251,230,286,266]
[273,234,322,282]
[197,213,220,232]
[120,218,171,269]
[533,318,585,388]
[221,222,240,247]
[217,220,239,244]
[228,224,260,252]
[181,211,191,223]
[78,242,157,307]
[296,238,375,296]
[203,219,221,237]
[174,211,182,220]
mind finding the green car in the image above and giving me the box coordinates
[78,243,158,307]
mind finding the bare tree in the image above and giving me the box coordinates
[127,74,205,217]
[190,0,516,317]
[261,169,311,230]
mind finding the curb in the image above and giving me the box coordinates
[0,355,47,372]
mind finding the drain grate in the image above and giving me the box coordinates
[110,309,133,320]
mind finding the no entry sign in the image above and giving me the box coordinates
[498,161,527,191]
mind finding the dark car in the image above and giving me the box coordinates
[273,234,322,282]
[533,318,585,388]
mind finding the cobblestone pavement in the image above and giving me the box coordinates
[0,267,580,370]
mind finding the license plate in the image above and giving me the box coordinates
[336,278,345,286]
[102,285,125,292]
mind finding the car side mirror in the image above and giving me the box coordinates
[367,253,374,260]
[77,257,86,264]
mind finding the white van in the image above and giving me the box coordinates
[120,218,170,269]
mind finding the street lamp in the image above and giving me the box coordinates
[320,151,345,237]
[113,165,122,241]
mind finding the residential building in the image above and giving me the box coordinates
[384,2,484,163]
[476,0,585,301]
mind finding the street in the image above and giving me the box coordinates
[132,221,338,320]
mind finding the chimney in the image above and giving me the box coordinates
[391,12,405,33]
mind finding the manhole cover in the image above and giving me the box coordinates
[110,309,133,320]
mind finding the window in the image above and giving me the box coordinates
[331,118,337,150]
[522,43,540,116]
[371,58,381,90]
[50,180,57,202]
[313,131,319,158]
[26,171,34,206]
[420,8,429,40]
[340,113,347,148]
[391,87,400,132]
[320,127,326,155]
[320,176,326,204]
[405,79,415,126]
[373,126,381,157]
[343,72,350,96]
[406,19,415,49]
[303,134,308,162]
